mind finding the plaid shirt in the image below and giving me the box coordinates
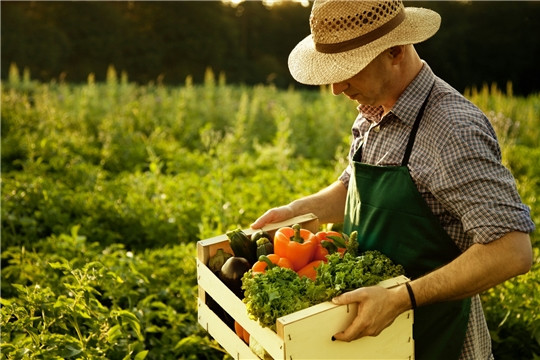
[339,62,535,360]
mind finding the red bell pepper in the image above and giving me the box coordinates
[313,231,346,261]
[297,260,323,281]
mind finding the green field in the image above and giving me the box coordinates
[2,65,539,359]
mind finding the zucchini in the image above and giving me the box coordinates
[226,228,257,265]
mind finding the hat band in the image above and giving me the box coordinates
[315,8,406,54]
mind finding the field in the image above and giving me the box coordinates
[1,65,539,359]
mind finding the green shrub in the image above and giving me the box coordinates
[1,227,225,360]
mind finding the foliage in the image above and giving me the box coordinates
[1,66,350,250]
[1,69,539,358]
[314,251,405,294]
[0,226,223,359]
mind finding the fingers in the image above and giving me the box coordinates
[331,290,357,305]
[250,206,294,229]
[331,289,369,341]
[332,315,376,342]
[331,287,398,342]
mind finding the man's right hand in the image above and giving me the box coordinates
[250,205,295,230]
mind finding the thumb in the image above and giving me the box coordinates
[332,291,355,305]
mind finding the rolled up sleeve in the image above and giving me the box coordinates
[430,118,535,244]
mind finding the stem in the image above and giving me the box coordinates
[290,224,303,243]
[321,240,338,254]
[258,255,276,270]
[327,235,347,248]
[70,317,86,351]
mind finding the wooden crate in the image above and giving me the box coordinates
[197,213,414,360]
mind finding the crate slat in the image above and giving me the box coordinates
[198,299,254,360]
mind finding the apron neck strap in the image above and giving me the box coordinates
[401,83,434,167]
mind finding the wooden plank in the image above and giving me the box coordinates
[198,299,255,360]
[276,275,413,359]
[197,259,284,359]
[281,306,413,360]
[197,236,232,263]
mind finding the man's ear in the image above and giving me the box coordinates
[389,45,405,64]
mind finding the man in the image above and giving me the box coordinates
[251,1,535,359]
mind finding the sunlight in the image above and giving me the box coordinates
[222,0,310,8]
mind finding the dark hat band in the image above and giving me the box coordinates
[315,8,406,54]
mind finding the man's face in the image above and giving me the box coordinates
[331,50,392,108]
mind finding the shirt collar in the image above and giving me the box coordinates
[357,61,436,126]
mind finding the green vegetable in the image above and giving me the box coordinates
[326,235,347,249]
[251,229,271,242]
[242,267,313,330]
[314,251,405,294]
[207,248,233,274]
[241,250,405,329]
[320,240,339,255]
[344,230,359,257]
[227,229,257,265]
[256,238,274,258]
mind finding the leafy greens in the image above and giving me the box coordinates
[241,250,405,330]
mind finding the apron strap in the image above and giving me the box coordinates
[401,84,434,166]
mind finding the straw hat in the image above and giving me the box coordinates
[288,0,441,85]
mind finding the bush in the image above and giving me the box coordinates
[1,227,225,360]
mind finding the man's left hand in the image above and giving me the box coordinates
[331,285,409,341]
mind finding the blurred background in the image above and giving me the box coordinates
[2,0,540,95]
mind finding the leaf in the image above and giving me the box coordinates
[134,350,149,360]
[0,298,13,306]
[53,295,68,309]
[61,344,83,358]
[108,324,122,343]
[49,262,70,271]
[114,310,144,341]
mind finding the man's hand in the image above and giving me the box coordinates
[250,205,295,230]
[331,285,410,341]
[250,180,348,230]
[331,231,532,342]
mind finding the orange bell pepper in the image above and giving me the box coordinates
[297,260,323,281]
[313,231,346,261]
[251,254,294,274]
[234,321,250,344]
[274,224,316,271]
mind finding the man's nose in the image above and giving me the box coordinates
[332,81,348,96]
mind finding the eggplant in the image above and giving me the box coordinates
[219,256,251,299]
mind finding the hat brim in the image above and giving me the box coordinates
[288,7,441,85]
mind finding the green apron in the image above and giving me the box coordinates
[343,89,471,360]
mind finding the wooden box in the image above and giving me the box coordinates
[197,213,414,360]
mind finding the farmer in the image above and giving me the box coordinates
[251,0,535,359]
